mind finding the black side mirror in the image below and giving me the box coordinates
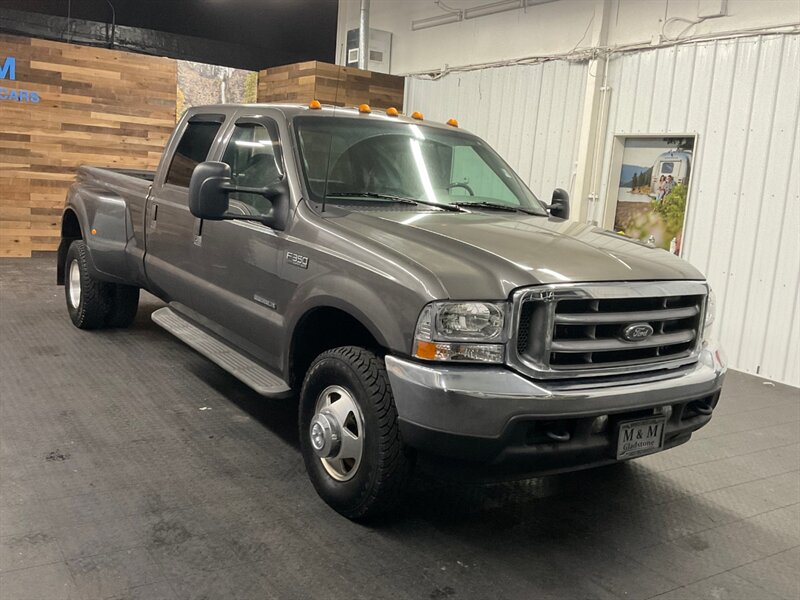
[548,188,570,219]
[189,161,290,230]
[189,161,232,220]
[259,179,290,231]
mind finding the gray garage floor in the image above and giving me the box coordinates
[0,256,798,600]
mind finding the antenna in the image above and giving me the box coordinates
[320,64,344,213]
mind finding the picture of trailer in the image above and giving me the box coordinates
[649,149,692,198]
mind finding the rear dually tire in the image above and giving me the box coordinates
[64,240,139,329]
[65,240,111,329]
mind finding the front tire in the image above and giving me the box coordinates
[299,346,412,520]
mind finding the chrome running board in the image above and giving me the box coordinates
[152,306,291,397]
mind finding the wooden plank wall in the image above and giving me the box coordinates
[0,34,176,257]
[258,61,404,110]
[0,41,403,257]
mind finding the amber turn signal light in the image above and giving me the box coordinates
[413,340,438,360]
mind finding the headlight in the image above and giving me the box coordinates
[412,301,507,363]
[703,288,716,340]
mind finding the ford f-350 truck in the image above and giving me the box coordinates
[58,103,726,519]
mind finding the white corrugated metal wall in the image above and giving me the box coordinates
[596,34,800,386]
[405,60,588,200]
[405,33,800,386]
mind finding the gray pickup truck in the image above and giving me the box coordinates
[58,103,726,519]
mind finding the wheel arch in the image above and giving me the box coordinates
[287,304,388,390]
[57,208,83,285]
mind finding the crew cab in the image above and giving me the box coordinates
[58,103,726,519]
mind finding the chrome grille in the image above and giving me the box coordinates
[510,282,707,379]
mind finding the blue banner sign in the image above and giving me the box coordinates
[1,56,41,103]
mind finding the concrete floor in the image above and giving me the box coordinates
[0,256,798,600]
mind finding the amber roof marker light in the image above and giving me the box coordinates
[446,118,459,127]
[411,111,424,120]
[358,103,372,113]
[386,107,399,117]
[308,99,322,110]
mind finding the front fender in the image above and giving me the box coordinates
[282,272,423,362]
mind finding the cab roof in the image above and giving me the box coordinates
[184,103,466,134]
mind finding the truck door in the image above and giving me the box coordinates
[194,116,288,371]
[145,114,225,304]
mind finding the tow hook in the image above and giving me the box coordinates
[545,430,571,443]
[688,400,713,416]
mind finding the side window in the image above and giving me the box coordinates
[221,121,283,217]
[165,121,222,187]
[450,146,519,205]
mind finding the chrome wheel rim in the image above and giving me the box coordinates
[68,260,81,309]
[312,385,364,482]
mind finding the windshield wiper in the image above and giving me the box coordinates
[325,192,464,212]
[452,201,541,215]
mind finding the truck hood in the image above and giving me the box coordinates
[333,208,704,299]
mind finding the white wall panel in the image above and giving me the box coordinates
[404,34,799,386]
[337,0,800,76]
[597,34,800,386]
[405,60,588,200]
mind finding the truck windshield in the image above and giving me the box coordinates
[294,116,547,215]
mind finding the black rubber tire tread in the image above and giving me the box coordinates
[64,240,111,330]
[299,346,412,520]
[105,284,140,328]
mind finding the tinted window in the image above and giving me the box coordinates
[450,145,518,204]
[221,121,283,218]
[294,117,546,214]
[165,121,222,187]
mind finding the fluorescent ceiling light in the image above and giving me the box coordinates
[411,12,462,31]
[465,0,522,19]
[235,140,272,148]
[411,0,560,31]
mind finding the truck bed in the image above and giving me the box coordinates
[77,165,156,185]
[67,165,157,287]
[106,167,156,182]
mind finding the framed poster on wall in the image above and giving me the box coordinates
[604,135,696,256]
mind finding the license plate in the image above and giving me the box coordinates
[616,417,666,460]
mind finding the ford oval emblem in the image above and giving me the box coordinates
[621,322,654,342]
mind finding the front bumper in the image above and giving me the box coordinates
[385,342,726,474]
